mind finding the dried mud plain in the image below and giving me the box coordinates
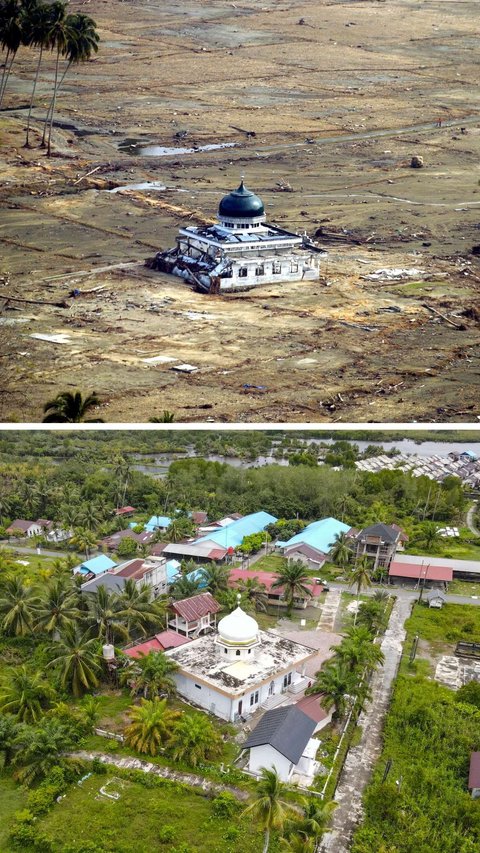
[1,0,480,423]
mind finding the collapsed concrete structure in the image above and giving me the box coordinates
[149,180,324,292]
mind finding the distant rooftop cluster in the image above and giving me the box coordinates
[356,450,480,485]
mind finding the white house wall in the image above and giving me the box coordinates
[248,745,293,781]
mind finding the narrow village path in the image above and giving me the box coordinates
[318,597,412,853]
[316,589,342,631]
[69,751,250,800]
[466,502,480,537]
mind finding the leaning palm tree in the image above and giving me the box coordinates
[307,661,355,722]
[0,0,24,107]
[0,665,55,722]
[243,767,292,853]
[23,0,58,146]
[44,11,99,156]
[124,697,179,756]
[34,577,80,635]
[47,624,102,697]
[121,650,178,699]
[168,713,222,767]
[271,561,312,616]
[0,576,39,636]
[42,391,103,423]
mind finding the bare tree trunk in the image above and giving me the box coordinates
[262,829,270,853]
[42,59,71,146]
[25,47,43,147]
[47,49,61,156]
[0,49,12,106]
[0,50,16,107]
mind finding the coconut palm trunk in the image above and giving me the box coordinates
[46,47,61,155]
[0,50,16,106]
[41,58,70,145]
[262,829,270,853]
[25,44,43,147]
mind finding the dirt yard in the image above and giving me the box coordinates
[1,0,480,423]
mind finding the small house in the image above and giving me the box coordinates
[168,592,222,638]
[115,506,136,518]
[74,554,118,577]
[6,519,43,538]
[244,705,320,783]
[427,589,446,609]
[468,752,480,798]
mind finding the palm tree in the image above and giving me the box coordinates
[348,556,372,623]
[0,713,21,766]
[168,713,222,767]
[121,650,178,699]
[170,574,202,601]
[80,502,102,531]
[116,580,164,637]
[332,626,384,675]
[42,391,103,423]
[34,577,80,635]
[70,526,97,559]
[0,665,54,722]
[330,531,353,571]
[12,717,77,785]
[124,698,179,755]
[23,0,57,147]
[280,837,315,853]
[149,411,175,423]
[0,492,13,526]
[45,11,99,156]
[271,561,312,616]
[0,0,24,107]
[288,796,334,842]
[18,479,40,517]
[307,662,355,721]
[421,521,440,550]
[0,576,38,636]
[200,563,230,596]
[47,624,102,697]
[164,518,193,543]
[80,694,100,730]
[236,576,269,613]
[243,767,292,853]
[84,585,128,644]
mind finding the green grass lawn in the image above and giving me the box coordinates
[247,554,285,572]
[405,540,480,561]
[36,772,265,853]
[449,579,480,597]
[0,773,28,853]
[400,602,480,672]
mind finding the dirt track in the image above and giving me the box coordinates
[1,0,480,423]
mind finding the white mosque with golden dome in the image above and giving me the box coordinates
[165,597,316,722]
[151,180,324,293]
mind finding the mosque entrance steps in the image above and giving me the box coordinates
[287,676,310,695]
[260,692,291,712]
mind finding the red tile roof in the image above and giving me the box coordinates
[115,506,136,516]
[469,752,480,789]
[296,694,329,724]
[228,568,323,599]
[192,511,208,524]
[123,630,190,659]
[389,561,453,582]
[170,592,221,622]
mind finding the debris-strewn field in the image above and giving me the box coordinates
[1,0,480,423]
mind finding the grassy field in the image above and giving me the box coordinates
[0,774,28,853]
[246,554,285,572]
[449,580,480,597]
[405,539,480,562]
[400,602,480,670]
[35,772,265,853]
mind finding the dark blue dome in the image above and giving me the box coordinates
[218,180,264,218]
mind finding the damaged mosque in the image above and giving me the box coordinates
[149,180,324,293]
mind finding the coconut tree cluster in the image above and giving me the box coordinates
[0,0,99,154]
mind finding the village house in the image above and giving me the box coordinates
[123,630,191,659]
[168,592,222,638]
[283,542,328,571]
[114,506,136,518]
[243,703,326,784]
[145,515,171,533]
[6,518,71,542]
[165,601,317,722]
[228,567,323,609]
[100,528,154,552]
[278,517,351,560]
[388,555,453,588]
[112,556,168,597]
[6,519,44,538]
[354,523,407,570]
[151,180,323,293]
[73,554,118,579]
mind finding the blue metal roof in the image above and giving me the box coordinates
[166,560,181,584]
[279,517,350,554]
[79,554,117,575]
[145,515,171,532]
[194,511,277,550]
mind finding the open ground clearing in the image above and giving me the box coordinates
[1,0,480,421]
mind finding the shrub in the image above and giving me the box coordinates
[223,825,240,841]
[92,757,108,775]
[211,792,239,818]
[10,821,53,852]
[158,825,176,843]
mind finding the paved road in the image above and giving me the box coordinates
[329,581,480,607]
[319,597,412,853]
[0,543,90,560]
[466,502,480,537]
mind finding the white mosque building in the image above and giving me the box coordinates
[151,180,324,293]
[165,599,317,722]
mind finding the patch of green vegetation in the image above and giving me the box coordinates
[36,771,264,853]
[405,602,480,647]
[246,554,285,572]
[449,580,480,597]
[405,540,480,561]
[0,773,28,850]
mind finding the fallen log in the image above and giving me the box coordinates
[422,303,466,329]
[1,294,69,308]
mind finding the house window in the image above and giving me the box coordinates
[221,269,233,278]
[255,265,265,276]
[272,261,282,275]
[250,690,259,706]
[236,649,241,656]
[194,684,202,690]
[283,673,292,688]
[238,267,248,278]
[290,262,299,273]
[224,648,228,654]
[248,648,251,654]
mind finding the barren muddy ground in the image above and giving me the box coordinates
[1,0,480,423]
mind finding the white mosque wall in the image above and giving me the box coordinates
[172,673,234,721]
